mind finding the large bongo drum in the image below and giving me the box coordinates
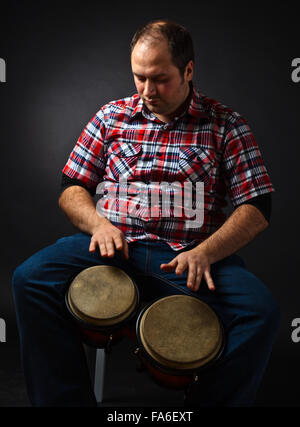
[65,265,139,349]
[135,294,225,390]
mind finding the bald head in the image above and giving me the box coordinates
[130,20,194,78]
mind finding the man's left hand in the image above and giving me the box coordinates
[160,247,215,292]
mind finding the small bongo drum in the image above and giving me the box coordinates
[65,265,139,349]
[135,294,225,390]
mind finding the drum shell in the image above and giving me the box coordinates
[135,296,226,390]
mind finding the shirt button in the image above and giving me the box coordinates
[136,204,140,210]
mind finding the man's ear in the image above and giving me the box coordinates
[185,60,194,82]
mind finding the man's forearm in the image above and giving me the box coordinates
[58,185,108,235]
[195,204,269,264]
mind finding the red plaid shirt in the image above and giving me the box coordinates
[62,86,275,250]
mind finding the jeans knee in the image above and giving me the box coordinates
[256,286,280,332]
[12,257,42,301]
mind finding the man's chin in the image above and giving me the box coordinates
[145,102,163,113]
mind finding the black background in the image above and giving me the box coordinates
[0,0,299,407]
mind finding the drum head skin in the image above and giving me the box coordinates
[139,295,223,370]
[68,266,137,326]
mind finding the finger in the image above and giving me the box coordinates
[113,235,124,251]
[204,270,215,291]
[99,241,109,257]
[175,261,187,275]
[186,265,197,290]
[89,239,97,253]
[189,267,203,292]
[104,239,115,257]
[111,233,129,260]
[160,259,178,271]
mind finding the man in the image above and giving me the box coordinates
[12,20,280,407]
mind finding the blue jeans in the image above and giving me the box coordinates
[12,233,280,406]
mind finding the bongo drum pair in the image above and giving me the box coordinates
[65,265,225,390]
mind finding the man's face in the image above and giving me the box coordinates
[131,39,193,122]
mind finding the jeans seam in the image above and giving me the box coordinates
[147,271,193,296]
[145,242,151,275]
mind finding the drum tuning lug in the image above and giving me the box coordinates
[193,374,199,383]
[134,348,146,372]
[105,335,113,354]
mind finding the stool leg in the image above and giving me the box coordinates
[94,348,106,404]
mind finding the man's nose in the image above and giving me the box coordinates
[143,80,156,97]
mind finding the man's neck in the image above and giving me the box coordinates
[155,83,193,124]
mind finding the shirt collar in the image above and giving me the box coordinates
[131,98,145,119]
[130,83,210,121]
[187,85,210,119]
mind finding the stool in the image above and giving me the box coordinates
[84,345,106,404]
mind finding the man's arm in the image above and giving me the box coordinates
[58,186,129,259]
[196,203,268,265]
[160,203,268,292]
[161,111,274,292]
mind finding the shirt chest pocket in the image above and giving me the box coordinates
[105,142,142,181]
[178,145,215,184]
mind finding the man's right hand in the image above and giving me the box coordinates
[89,218,129,260]
[58,186,129,260]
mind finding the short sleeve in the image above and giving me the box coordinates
[221,115,275,207]
[62,109,106,193]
